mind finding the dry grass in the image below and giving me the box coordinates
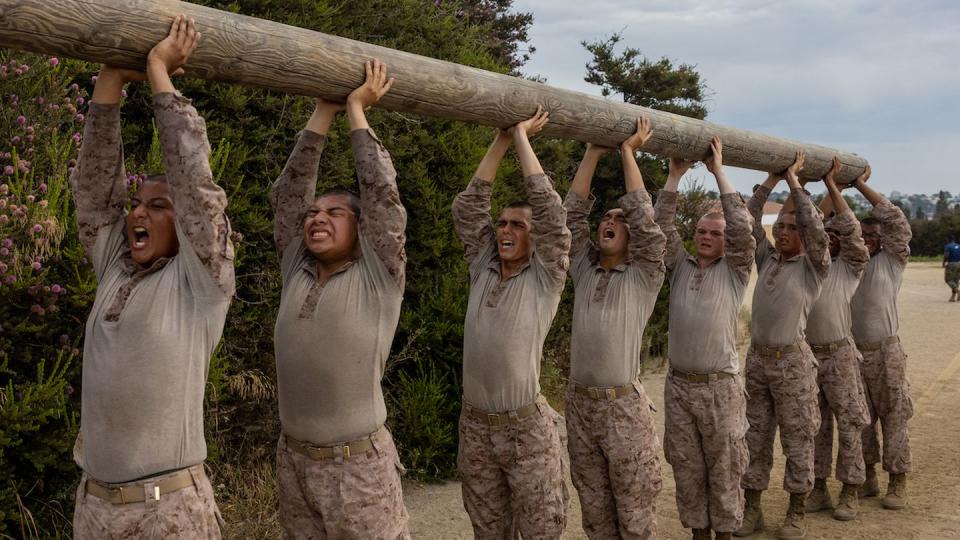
[213,460,281,539]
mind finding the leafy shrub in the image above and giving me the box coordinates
[0,52,93,536]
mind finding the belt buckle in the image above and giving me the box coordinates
[775,349,781,359]
[487,413,500,426]
[115,486,126,505]
[605,388,616,400]
[341,444,351,459]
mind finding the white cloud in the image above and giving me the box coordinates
[514,0,960,194]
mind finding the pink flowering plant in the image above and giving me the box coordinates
[0,52,97,535]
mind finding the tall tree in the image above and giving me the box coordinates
[935,190,950,217]
[583,33,707,119]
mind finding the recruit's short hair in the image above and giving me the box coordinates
[503,200,532,212]
[317,187,362,217]
[861,216,882,227]
[700,211,724,221]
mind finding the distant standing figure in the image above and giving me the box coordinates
[944,238,960,302]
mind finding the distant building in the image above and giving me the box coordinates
[762,201,783,226]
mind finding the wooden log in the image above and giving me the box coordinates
[0,0,868,182]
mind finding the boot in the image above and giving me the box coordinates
[805,478,833,512]
[832,483,859,521]
[951,289,958,302]
[882,473,907,510]
[716,533,733,540]
[733,489,764,537]
[859,464,880,497]
[778,492,807,540]
[693,529,712,540]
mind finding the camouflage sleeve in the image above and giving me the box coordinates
[526,174,572,292]
[747,184,774,268]
[353,128,407,290]
[873,198,911,266]
[563,190,596,263]
[270,130,326,255]
[831,210,870,278]
[652,190,687,272]
[452,176,495,262]
[68,102,128,255]
[620,189,666,274]
[791,187,830,279]
[721,192,756,284]
[154,92,234,295]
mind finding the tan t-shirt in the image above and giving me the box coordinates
[453,175,571,412]
[564,189,665,387]
[655,191,755,374]
[851,199,911,343]
[805,210,869,345]
[272,129,406,445]
[73,95,234,483]
[748,186,831,347]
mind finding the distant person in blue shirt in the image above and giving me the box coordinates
[945,238,960,302]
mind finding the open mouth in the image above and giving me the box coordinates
[499,239,515,249]
[132,226,149,249]
[309,229,331,241]
[602,229,616,240]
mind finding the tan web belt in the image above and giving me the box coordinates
[856,335,900,352]
[464,401,539,426]
[669,369,736,383]
[808,337,851,354]
[752,342,801,359]
[285,427,385,461]
[572,382,635,400]
[85,467,199,505]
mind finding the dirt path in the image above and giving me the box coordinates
[403,263,960,539]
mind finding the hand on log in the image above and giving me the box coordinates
[844,163,871,191]
[99,66,148,84]
[347,59,395,110]
[511,105,550,138]
[148,15,200,77]
[703,136,723,176]
[784,151,806,186]
[584,142,613,156]
[823,156,842,188]
[620,117,653,154]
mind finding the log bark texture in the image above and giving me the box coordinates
[0,0,868,181]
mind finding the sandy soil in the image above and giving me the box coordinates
[402,262,960,539]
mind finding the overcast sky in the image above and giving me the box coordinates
[512,0,959,195]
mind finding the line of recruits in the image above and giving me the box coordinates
[70,18,914,540]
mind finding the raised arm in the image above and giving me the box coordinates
[70,66,139,255]
[513,107,571,291]
[564,144,607,261]
[348,60,407,288]
[824,158,869,276]
[748,173,780,266]
[619,117,665,269]
[148,16,234,294]
[270,100,337,255]
[653,157,694,272]
[707,137,755,282]
[784,152,830,279]
[853,165,911,265]
[452,131,509,261]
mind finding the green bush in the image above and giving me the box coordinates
[2,1,714,534]
[910,211,960,257]
[0,52,93,536]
